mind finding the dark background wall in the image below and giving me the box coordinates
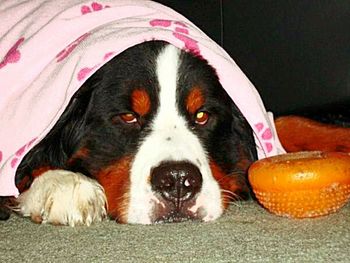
[156,1,350,116]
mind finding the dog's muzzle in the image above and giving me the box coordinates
[150,161,203,223]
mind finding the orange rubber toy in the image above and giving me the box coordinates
[248,151,350,218]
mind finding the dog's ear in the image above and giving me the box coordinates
[73,72,102,100]
[59,74,103,153]
[228,104,258,199]
[15,75,102,191]
[230,104,257,164]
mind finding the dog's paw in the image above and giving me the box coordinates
[17,170,107,226]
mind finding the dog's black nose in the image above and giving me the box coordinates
[151,161,202,204]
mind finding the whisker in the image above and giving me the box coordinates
[221,189,237,197]
[230,169,247,177]
[221,189,245,206]
[224,199,244,208]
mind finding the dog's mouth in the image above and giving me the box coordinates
[151,195,208,224]
[154,211,194,224]
[154,212,198,224]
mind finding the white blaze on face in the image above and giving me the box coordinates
[126,45,223,224]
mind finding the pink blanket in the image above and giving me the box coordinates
[0,0,285,196]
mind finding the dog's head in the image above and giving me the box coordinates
[23,41,257,224]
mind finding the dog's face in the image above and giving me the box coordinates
[19,41,257,224]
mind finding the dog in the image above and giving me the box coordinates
[6,41,257,226]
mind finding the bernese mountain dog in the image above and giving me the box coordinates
[4,41,257,226]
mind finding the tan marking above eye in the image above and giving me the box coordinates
[131,89,151,116]
[195,111,209,125]
[186,87,205,114]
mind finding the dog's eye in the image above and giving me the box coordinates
[120,113,138,124]
[195,111,209,125]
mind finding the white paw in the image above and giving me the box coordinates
[18,170,107,226]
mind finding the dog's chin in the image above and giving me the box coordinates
[150,197,206,224]
[123,192,223,225]
[153,212,200,224]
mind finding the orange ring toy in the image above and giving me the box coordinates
[248,151,350,218]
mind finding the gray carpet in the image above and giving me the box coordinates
[1,201,349,262]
